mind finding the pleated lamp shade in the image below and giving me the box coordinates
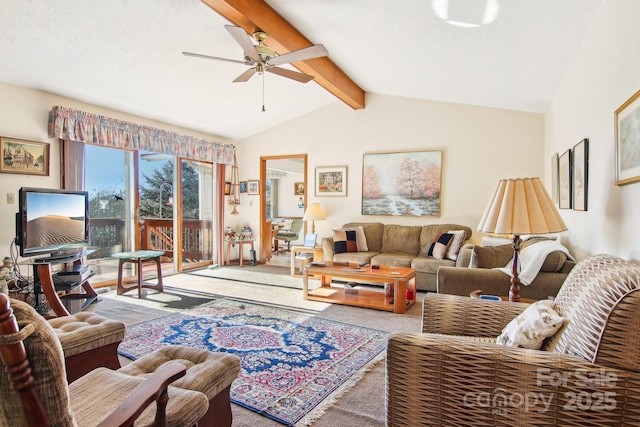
[477,177,567,235]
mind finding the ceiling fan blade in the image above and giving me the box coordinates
[233,68,257,83]
[225,25,261,62]
[268,44,328,66]
[182,51,247,65]
[267,67,315,83]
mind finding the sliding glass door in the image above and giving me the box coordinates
[85,145,216,285]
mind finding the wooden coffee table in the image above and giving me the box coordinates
[302,262,416,314]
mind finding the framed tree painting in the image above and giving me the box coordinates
[615,88,640,185]
[572,138,588,211]
[0,137,50,176]
[362,150,442,217]
[558,149,572,209]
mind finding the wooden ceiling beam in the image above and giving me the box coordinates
[199,0,365,110]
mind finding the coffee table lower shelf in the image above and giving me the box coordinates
[307,286,407,312]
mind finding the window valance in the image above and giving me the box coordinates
[48,106,234,165]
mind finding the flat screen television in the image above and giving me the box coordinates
[16,187,90,259]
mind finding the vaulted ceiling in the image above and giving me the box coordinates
[0,0,601,140]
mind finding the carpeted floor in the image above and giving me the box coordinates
[89,271,425,426]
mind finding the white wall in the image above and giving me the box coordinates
[235,93,546,255]
[0,82,230,261]
[545,0,640,262]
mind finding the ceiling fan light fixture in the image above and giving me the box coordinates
[432,0,499,27]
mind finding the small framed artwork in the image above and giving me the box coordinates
[247,180,260,195]
[294,182,304,195]
[615,88,640,185]
[572,138,588,211]
[0,137,50,176]
[239,181,247,193]
[551,153,559,203]
[224,182,231,195]
[315,166,347,197]
[558,149,572,209]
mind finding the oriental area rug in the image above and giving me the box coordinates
[118,299,388,426]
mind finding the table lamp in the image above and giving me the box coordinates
[477,177,567,302]
[302,203,326,234]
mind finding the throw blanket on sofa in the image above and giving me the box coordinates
[495,240,575,285]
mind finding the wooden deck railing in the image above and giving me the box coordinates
[89,217,212,261]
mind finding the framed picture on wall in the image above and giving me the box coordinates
[615,88,640,185]
[239,181,247,193]
[572,138,588,211]
[362,150,442,217]
[315,166,347,196]
[224,182,231,195]
[0,137,50,176]
[558,149,572,209]
[551,152,559,203]
[247,180,260,195]
[294,182,304,195]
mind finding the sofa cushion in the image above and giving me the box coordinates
[427,233,454,260]
[381,225,422,256]
[539,251,568,272]
[411,256,456,274]
[333,251,377,264]
[497,300,565,350]
[470,244,513,268]
[445,230,467,261]
[333,229,358,254]
[345,226,368,252]
[371,253,414,268]
[343,222,384,253]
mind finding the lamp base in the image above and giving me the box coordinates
[509,235,522,302]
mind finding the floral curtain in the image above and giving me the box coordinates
[48,106,234,165]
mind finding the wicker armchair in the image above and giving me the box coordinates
[386,254,640,426]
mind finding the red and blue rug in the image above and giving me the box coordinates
[118,299,388,426]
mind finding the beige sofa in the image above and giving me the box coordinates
[321,222,474,291]
[437,239,576,300]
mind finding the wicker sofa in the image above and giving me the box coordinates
[321,222,474,291]
[386,254,640,426]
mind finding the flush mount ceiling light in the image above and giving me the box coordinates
[432,0,499,28]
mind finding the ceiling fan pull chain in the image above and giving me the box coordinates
[262,71,266,112]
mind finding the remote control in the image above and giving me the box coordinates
[358,262,369,267]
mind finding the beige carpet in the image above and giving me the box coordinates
[88,271,425,426]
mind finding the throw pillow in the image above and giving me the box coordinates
[427,233,454,260]
[469,244,513,268]
[345,226,368,252]
[333,229,358,254]
[496,300,565,349]
[445,230,466,261]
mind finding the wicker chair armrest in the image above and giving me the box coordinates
[96,362,187,427]
[421,293,529,336]
[386,332,640,426]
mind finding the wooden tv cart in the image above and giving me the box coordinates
[302,262,416,314]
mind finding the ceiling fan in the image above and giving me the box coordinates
[182,25,328,84]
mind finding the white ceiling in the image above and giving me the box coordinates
[0,0,601,141]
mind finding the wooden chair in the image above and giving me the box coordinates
[0,294,209,427]
[275,219,304,253]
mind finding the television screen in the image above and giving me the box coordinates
[16,187,90,258]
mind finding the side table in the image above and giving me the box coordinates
[291,245,324,277]
[112,250,165,299]
[225,239,255,267]
[470,289,536,304]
